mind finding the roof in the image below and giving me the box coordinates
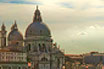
[0,48,23,53]
[65,54,83,59]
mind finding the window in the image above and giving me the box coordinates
[18,67,21,69]
[39,44,41,47]
[57,59,60,68]
[16,42,19,46]
[28,44,31,51]
[43,44,47,52]
[41,57,48,61]
[39,44,41,51]
[8,67,11,69]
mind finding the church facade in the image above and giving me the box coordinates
[0,6,65,69]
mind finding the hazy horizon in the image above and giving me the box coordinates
[0,0,104,54]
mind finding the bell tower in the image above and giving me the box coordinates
[0,23,7,48]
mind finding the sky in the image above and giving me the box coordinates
[0,0,104,54]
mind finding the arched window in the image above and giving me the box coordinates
[43,44,47,52]
[8,67,11,69]
[41,57,48,61]
[28,44,31,51]
[39,44,41,47]
[16,42,19,46]
[39,44,41,52]
[4,38,6,46]
[57,59,60,68]
[18,67,21,69]
[43,44,45,46]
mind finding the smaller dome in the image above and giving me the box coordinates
[8,21,23,41]
[8,29,23,41]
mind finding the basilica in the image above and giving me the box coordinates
[0,6,65,69]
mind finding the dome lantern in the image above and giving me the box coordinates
[1,23,6,31]
[11,20,18,31]
[33,5,42,23]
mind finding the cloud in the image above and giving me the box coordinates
[0,0,104,10]
[0,0,42,5]
[8,0,41,5]
[0,0,12,3]
[57,0,104,10]
[78,32,88,36]
[59,2,74,8]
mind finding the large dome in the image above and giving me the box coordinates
[25,22,51,37]
[25,6,51,37]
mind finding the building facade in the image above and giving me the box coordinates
[0,6,65,69]
[0,49,27,69]
[83,52,104,65]
[24,6,65,69]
